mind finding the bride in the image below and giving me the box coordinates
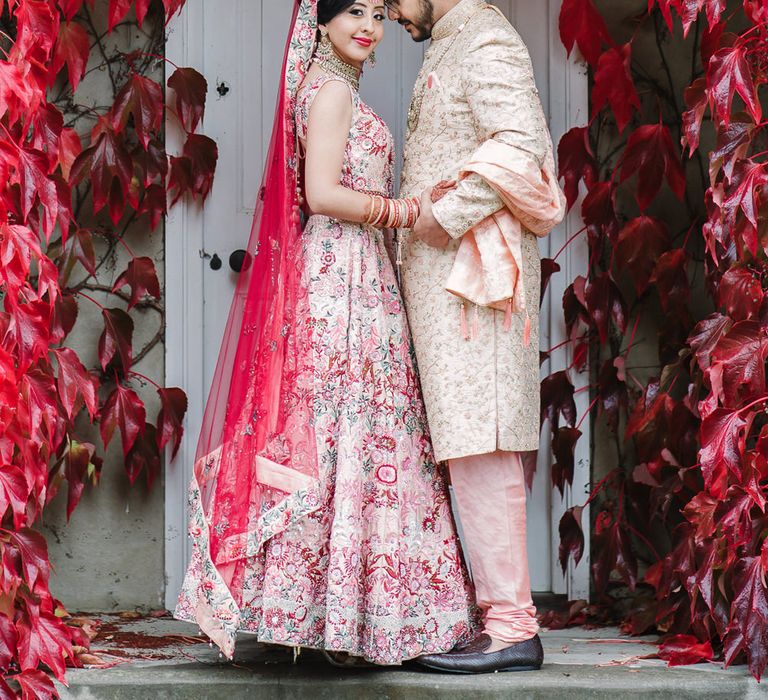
[175,0,477,665]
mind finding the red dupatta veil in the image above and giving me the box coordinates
[185,0,321,656]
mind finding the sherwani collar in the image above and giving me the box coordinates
[431,0,487,41]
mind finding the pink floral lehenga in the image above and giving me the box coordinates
[175,63,477,664]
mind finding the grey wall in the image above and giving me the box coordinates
[42,5,167,612]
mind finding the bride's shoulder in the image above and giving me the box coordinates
[299,70,354,114]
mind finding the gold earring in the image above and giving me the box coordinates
[316,31,333,61]
[368,50,377,67]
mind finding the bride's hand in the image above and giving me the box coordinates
[413,188,451,249]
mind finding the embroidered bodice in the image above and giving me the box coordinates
[296,73,394,198]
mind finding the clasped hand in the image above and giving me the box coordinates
[412,187,451,249]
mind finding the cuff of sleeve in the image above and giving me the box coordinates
[431,196,468,240]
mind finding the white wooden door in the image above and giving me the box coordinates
[165,1,589,609]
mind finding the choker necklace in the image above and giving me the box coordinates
[313,36,361,90]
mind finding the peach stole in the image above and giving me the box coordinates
[444,141,566,331]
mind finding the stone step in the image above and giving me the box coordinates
[55,615,766,700]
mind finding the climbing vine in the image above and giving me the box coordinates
[549,0,768,680]
[0,0,213,695]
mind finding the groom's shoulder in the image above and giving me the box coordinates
[464,6,528,54]
[461,5,527,60]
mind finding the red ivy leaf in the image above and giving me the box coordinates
[0,61,41,126]
[182,133,218,201]
[718,264,763,321]
[592,517,638,593]
[0,613,18,671]
[57,0,90,21]
[57,127,81,181]
[699,408,753,498]
[682,78,707,156]
[558,505,585,574]
[0,466,30,530]
[13,0,59,60]
[52,21,89,91]
[540,258,561,305]
[616,216,670,295]
[167,67,208,133]
[9,529,49,591]
[7,299,51,372]
[724,557,768,680]
[598,358,627,432]
[710,117,754,183]
[16,607,71,682]
[112,256,161,309]
[682,492,719,543]
[16,146,59,241]
[541,370,577,430]
[100,384,146,456]
[722,159,767,230]
[559,0,612,66]
[552,427,582,497]
[107,0,133,33]
[620,123,686,211]
[707,43,762,127]
[592,44,640,134]
[585,273,627,344]
[581,181,618,238]
[710,321,768,407]
[64,228,97,278]
[650,249,690,314]
[70,125,133,220]
[139,183,167,230]
[157,387,187,459]
[110,74,164,149]
[557,127,597,210]
[658,634,714,666]
[63,441,96,520]
[687,313,732,370]
[126,424,161,488]
[161,0,186,22]
[20,369,58,442]
[52,347,98,420]
[14,669,57,700]
[98,307,134,372]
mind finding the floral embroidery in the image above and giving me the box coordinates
[175,60,478,664]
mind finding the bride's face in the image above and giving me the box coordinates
[322,1,385,68]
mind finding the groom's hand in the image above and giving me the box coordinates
[413,189,451,249]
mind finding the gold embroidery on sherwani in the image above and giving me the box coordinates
[400,0,559,461]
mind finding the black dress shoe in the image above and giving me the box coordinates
[415,633,543,674]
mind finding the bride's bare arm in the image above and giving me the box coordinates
[304,81,372,223]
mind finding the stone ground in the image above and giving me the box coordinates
[53,614,767,699]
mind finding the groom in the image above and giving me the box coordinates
[386,0,564,673]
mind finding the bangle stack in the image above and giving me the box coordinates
[365,195,421,229]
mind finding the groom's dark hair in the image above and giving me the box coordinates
[318,0,357,24]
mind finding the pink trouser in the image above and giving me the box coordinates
[448,450,539,644]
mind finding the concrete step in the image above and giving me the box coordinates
[55,615,767,700]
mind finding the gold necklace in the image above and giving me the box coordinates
[313,36,361,91]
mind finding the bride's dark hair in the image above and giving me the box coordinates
[318,0,356,25]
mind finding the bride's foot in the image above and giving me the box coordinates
[322,650,376,669]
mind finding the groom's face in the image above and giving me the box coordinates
[385,0,435,42]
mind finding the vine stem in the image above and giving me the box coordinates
[576,395,599,432]
[75,291,104,310]
[584,469,618,508]
[553,225,588,262]
[624,313,642,364]
[124,50,180,71]
[127,370,161,390]
[627,523,662,562]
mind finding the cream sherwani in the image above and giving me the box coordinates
[400,0,557,463]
